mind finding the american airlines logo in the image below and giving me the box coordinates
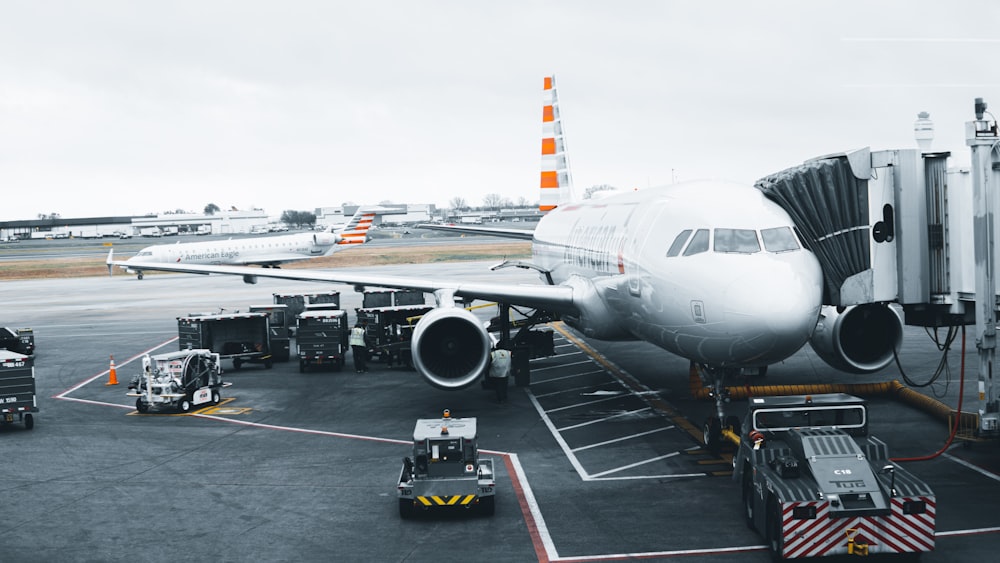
[183,251,240,261]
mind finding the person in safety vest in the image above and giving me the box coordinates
[488,346,512,403]
[349,322,370,373]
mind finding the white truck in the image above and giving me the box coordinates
[127,349,227,413]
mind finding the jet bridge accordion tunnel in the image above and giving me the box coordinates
[752,147,981,378]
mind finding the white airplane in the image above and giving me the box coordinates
[108,77,904,435]
[110,209,376,279]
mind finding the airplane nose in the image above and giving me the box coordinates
[722,254,823,363]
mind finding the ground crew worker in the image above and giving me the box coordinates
[350,322,369,373]
[488,346,512,403]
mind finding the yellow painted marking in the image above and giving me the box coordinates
[417,497,433,506]
[128,397,239,416]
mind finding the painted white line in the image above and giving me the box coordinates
[509,453,559,561]
[531,370,611,387]
[530,359,593,372]
[937,526,1000,537]
[53,338,177,398]
[572,427,672,453]
[557,407,651,431]
[545,393,636,414]
[589,451,681,479]
[527,390,592,481]
[943,452,1000,483]
[549,543,767,561]
[533,381,624,399]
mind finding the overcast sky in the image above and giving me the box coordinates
[2,1,998,221]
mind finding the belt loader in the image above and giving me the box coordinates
[397,409,495,518]
[732,394,935,559]
[127,349,227,413]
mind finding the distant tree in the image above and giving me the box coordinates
[37,212,61,220]
[204,203,220,215]
[449,196,467,210]
[584,184,617,199]
[516,196,530,207]
[280,210,317,229]
[482,193,504,209]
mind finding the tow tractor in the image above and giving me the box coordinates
[127,349,227,413]
[732,394,935,559]
[397,409,496,518]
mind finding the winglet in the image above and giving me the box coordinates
[106,248,114,276]
[539,75,574,212]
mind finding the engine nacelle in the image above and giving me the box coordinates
[410,307,492,390]
[313,233,341,246]
[808,304,903,374]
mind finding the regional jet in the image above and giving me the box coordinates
[111,209,376,279]
[108,77,905,437]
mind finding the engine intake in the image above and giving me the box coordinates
[808,304,903,374]
[410,307,492,390]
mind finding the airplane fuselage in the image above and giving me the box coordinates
[531,180,824,368]
[127,232,337,268]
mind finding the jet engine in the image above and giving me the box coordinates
[313,232,341,246]
[410,307,492,390]
[808,304,904,374]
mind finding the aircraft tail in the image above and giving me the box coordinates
[539,75,575,212]
[336,209,376,245]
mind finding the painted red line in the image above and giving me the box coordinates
[504,454,550,562]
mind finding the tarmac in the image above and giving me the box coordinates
[1,261,999,562]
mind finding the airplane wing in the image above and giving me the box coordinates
[416,223,535,240]
[238,254,322,266]
[107,253,576,313]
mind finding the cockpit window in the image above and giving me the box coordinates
[683,229,710,256]
[761,227,800,252]
[666,229,693,257]
[714,229,760,254]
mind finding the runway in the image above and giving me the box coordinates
[1,262,999,562]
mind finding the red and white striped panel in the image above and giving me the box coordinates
[539,75,572,212]
[780,498,935,558]
[337,213,375,245]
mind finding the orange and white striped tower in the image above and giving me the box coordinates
[539,75,574,212]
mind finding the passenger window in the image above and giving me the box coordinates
[714,229,760,253]
[666,229,693,257]
[683,229,710,256]
[761,227,800,253]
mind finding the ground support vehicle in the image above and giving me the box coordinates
[355,305,433,368]
[177,312,273,370]
[397,410,495,518]
[362,288,425,308]
[273,292,341,336]
[127,349,227,413]
[249,304,291,362]
[732,394,935,559]
[273,292,342,317]
[296,309,349,372]
[0,327,34,356]
[0,351,37,430]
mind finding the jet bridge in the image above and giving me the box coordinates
[754,98,1000,437]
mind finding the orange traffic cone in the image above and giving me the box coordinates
[106,355,118,385]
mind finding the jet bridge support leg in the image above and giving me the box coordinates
[967,99,1000,436]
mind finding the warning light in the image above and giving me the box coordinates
[443,409,451,419]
